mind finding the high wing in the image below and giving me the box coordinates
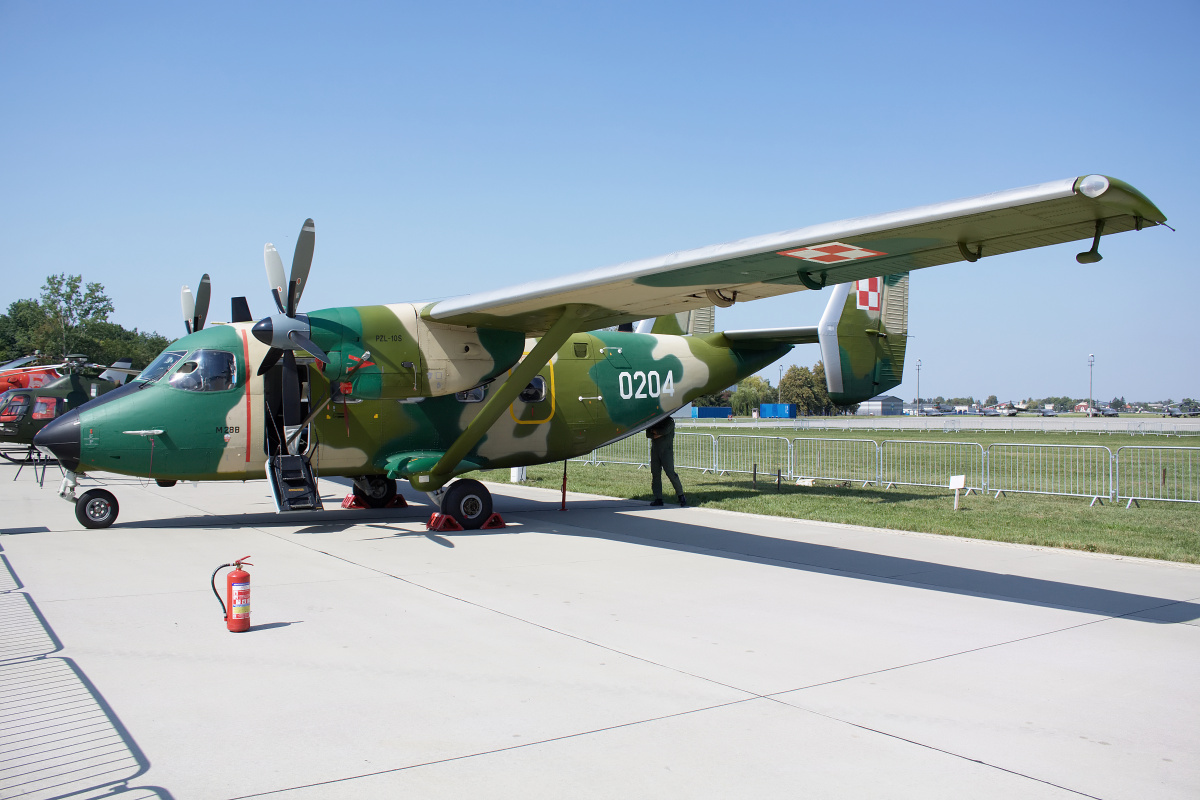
[425,175,1166,334]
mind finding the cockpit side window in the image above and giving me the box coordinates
[139,350,187,383]
[168,350,237,392]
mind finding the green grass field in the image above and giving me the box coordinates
[481,428,1200,564]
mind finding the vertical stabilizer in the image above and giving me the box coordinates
[818,274,909,404]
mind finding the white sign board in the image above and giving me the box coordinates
[949,475,966,490]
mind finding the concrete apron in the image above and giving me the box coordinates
[1,466,1198,799]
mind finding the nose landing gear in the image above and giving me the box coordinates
[58,473,120,529]
[76,489,119,529]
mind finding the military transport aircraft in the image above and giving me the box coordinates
[34,174,1166,529]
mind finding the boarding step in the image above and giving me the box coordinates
[267,454,324,512]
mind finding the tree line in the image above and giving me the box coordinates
[0,274,171,369]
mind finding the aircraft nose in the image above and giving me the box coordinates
[34,408,82,472]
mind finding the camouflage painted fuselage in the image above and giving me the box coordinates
[69,303,788,482]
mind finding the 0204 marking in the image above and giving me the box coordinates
[617,370,675,400]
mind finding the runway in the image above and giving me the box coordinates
[2,465,1198,799]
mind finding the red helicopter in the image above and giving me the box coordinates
[0,355,69,391]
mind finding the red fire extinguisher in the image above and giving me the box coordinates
[211,556,253,633]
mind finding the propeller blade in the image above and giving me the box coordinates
[289,218,315,311]
[282,350,301,427]
[257,347,284,376]
[231,297,253,323]
[287,330,329,366]
[265,244,287,314]
[193,274,211,332]
[285,278,298,318]
[181,285,195,334]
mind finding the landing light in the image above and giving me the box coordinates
[1078,175,1110,198]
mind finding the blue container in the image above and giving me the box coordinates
[692,406,733,419]
[759,403,797,419]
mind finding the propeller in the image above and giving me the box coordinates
[252,219,328,431]
[181,274,211,334]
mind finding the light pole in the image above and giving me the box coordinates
[1088,354,1095,415]
[916,358,922,416]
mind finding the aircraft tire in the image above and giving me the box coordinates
[353,476,397,509]
[441,479,492,530]
[75,489,119,529]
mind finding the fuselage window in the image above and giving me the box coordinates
[32,397,63,420]
[518,376,547,403]
[456,385,487,403]
[139,350,187,383]
[168,350,238,392]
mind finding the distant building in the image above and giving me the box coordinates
[856,394,904,416]
[1073,402,1090,413]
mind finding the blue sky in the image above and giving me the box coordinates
[1,1,1196,404]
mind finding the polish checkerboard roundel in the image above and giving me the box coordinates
[778,242,886,264]
[856,278,880,311]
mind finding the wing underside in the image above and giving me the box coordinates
[425,175,1165,334]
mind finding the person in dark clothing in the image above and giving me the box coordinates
[646,415,686,506]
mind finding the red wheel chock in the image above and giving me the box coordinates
[427,513,464,531]
[480,512,506,529]
[342,493,409,509]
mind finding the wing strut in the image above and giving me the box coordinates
[411,304,588,492]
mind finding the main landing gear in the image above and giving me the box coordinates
[438,478,493,530]
[352,476,398,508]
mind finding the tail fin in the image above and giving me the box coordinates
[98,358,133,386]
[819,274,909,404]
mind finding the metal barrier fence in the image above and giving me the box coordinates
[792,437,877,485]
[1116,446,1200,506]
[574,432,718,472]
[879,440,986,491]
[679,416,1200,437]
[583,435,646,467]
[715,435,790,477]
[569,433,1200,505]
[988,443,1112,504]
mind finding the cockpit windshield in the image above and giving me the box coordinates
[138,351,186,383]
[167,350,237,392]
[0,393,31,420]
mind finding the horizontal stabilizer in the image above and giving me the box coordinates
[721,326,820,345]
